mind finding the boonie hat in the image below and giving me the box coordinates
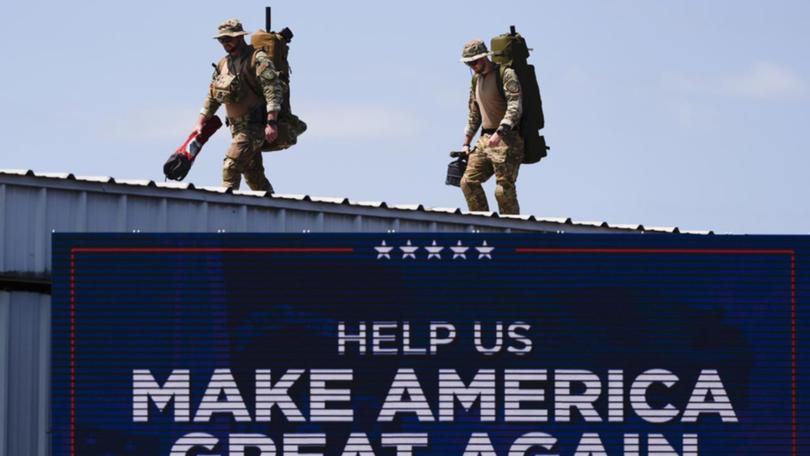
[213,18,249,39]
[460,39,491,63]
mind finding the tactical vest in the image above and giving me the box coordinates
[209,46,263,120]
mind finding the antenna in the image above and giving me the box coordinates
[265,7,272,31]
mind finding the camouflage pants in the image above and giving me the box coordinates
[460,131,524,214]
[222,124,274,192]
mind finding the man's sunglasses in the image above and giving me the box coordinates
[217,36,236,44]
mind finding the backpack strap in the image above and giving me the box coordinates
[240,47,263,99]
[495,64,506,101]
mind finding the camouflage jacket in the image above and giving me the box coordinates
[464,65,522,138]
[200,46,283,119]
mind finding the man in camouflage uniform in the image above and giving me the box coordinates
[193,19,284,192]
[459,40,524,215]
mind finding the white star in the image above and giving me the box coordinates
[375,240,393,259]
[425,240,444,260]
[476,240,494,259]
[450,240,469,259]
[400,240,419,259]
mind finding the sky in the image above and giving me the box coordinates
[1,1,808,234]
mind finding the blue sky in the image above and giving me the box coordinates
[1,1,808,233]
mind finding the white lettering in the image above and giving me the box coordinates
[378,368,435,422]
[132,369,190,422]
[438,369,496,421]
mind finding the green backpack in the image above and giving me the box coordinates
[490,26,548,164]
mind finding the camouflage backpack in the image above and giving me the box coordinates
[251,28,291,82]
[249,28,307,152]
[489,27,548,164]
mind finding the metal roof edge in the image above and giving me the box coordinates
[0,169,703,234]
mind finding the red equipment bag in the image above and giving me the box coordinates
[163,116,223,181]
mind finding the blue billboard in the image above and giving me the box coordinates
[51,233,808,455]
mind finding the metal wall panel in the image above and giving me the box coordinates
[3,185,42,275]
[0,291,50,456]
[2,174,642,277]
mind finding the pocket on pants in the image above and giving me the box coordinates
[487,144,510,164]
[225,132,249,161]
[501,131,525,165]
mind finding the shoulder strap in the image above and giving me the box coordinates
[215,56,228,74]
[236,45,256,73]
[495,65,506,101]
[240,47,263,98]
[249,45,261,69]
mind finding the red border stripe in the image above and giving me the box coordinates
[69,251,76,456]
[515,247,795,255]
[71,247,353,253]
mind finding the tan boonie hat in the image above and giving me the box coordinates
[460,39,491,63]
[213,18,249,39]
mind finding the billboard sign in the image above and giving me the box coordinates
[52,233,808,455]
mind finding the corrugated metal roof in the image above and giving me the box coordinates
[0,169,710,234]
[0,168,711,277]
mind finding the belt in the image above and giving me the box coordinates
[227,105,267,126]
[481,126,514,135]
